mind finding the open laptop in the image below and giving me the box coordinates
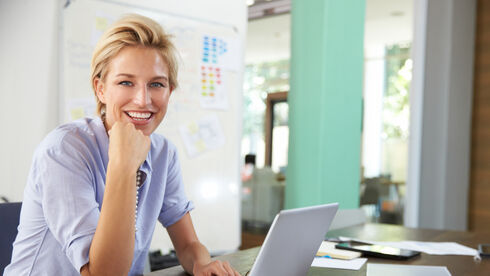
[246,203,339,276]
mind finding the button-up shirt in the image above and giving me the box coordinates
[5,117,193,275]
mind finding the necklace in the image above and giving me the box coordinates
[102,116,143,232]
[135,170,142,232]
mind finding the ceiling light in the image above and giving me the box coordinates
[247,0,255,6]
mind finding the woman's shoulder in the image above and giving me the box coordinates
[36,117,103,156]
[150,132,176,151]
[149,132,178,158]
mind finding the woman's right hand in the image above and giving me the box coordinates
[108,122,151,172]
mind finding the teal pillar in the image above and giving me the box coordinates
[286,0,365,209]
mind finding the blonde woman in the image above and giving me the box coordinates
[5,14,239,276]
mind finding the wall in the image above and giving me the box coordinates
[0,0,59,202]
[469,0,490,232]
[245,13,290,64]
[405,0,476,230]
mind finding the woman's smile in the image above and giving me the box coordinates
[95,46,172,136]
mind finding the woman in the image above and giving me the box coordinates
[5,14,239,276]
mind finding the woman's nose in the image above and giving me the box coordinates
[134,85,151,106]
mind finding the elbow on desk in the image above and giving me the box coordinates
[80,261,132,276]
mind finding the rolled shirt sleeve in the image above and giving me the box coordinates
[158,148,194,228]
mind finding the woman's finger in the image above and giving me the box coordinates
[213,260,229,276]
[222,261,237,276]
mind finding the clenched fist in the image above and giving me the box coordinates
[108,121,151,172]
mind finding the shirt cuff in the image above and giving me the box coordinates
[65,233,94,273]
[160,200,195,228]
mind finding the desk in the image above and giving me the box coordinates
[147,223,490,275]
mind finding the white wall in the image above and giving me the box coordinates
[405,0,476,230]
[0,0,59,202]
[246,13,290,64]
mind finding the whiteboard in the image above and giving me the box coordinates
[61,0,242,253]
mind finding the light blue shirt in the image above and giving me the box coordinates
[5,117,194,276]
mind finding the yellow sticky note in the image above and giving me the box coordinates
[187,122,199,133]
[95,17,108,31]
[70,108,85,120]
[195,140,206,151]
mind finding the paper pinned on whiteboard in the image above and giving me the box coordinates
[200,35,240,72]
[199,64,228,110]
[91,11,116,46]
[179,114,225,158]
[66,98,97,121]
[219,37,241,72]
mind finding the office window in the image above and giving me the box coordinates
[361,43,411,225]
[382,44,411,182]
[242,60,289,169]
[264,92,288,173]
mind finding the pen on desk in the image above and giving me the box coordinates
[325,237,342,243]
[325,237,351,243]
[316,255,332,259]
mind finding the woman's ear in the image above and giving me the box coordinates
[94,77,106,104]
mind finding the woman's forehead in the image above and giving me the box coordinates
[107,46,169,77]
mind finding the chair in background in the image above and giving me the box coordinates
[360,175,395,222]
[241,167,285,230]
[0,202,22,275]
[329,208,367,231]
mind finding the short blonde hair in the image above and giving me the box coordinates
[90,14,179,116]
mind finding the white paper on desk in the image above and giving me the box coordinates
[367,263,451,276]
[340,236,478,256]
[311,257,367,270]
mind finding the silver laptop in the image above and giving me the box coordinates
[247,203,339,276]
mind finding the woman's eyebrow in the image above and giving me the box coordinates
[115,73,135,78]
[151,75,168,82]
[114,74,167,80]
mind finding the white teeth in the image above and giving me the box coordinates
[127,111,152,119]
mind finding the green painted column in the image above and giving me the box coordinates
[286,0,365,209]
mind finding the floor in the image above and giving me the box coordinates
[240,231,266,250]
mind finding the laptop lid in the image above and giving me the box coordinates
[248,203,339,276]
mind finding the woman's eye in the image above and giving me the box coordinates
[119,81,133,86]
[149,82,165,88]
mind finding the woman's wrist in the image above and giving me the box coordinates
[108,158,139,174]
[107,160,138,181]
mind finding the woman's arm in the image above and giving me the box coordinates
[167,213,240,276]
[81,122,150,276]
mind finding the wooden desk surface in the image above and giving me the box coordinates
[147,223,490,276]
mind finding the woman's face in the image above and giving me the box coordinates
[95,46,172,136]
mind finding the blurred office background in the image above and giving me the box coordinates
[240,0,485,249]
[1,0,489,259]
[240,0,414,247]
